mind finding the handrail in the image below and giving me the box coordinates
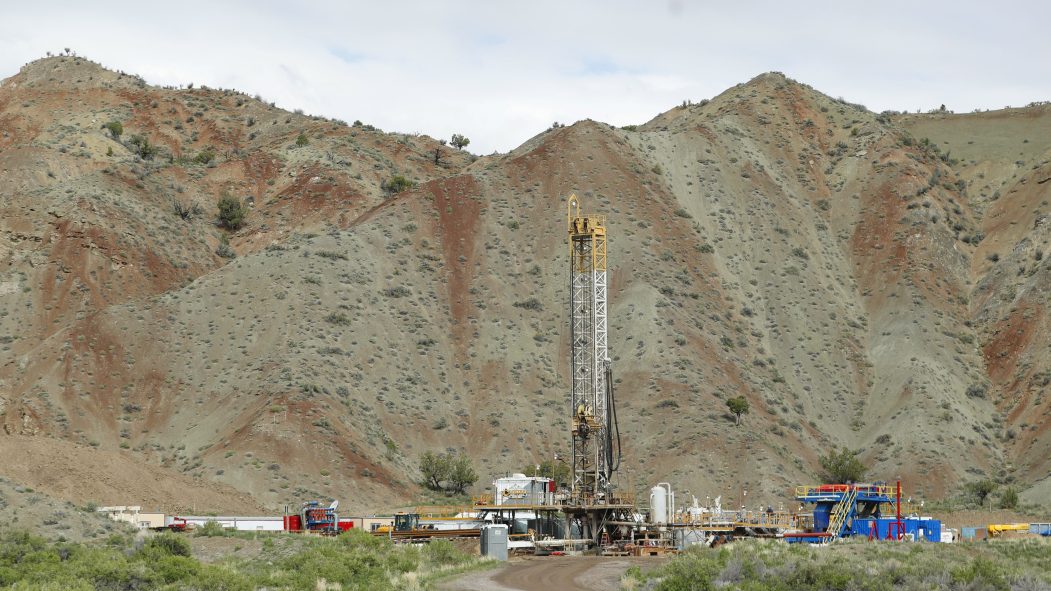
[824,487,858,542]
[795,484,894,498]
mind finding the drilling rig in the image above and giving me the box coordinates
[567,196,622,507]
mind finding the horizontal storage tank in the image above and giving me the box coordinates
[175,516,285,532]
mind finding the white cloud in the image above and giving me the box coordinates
[2,0,1049,153]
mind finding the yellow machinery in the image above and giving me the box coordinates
[987,523,1031,536]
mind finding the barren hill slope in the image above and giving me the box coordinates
[1,57,1047,512]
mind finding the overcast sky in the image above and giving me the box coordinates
[2,1,1049,154]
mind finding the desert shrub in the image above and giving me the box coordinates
[725,397,749,425]
[966,382,989,399]
[450,133,470,150]
[325,312,351,326]
[126,134,157,159]
[144,533,192,556]
[629,538,1051,591]
[194,149,215,164]
[217,195,247,230]
[215,234,236,258]
[381,175,413,195]
[295,132,309,146]
[0,527,480,590]
[103,121,123,139]
[316,250,347,260]
[382,286,411,298]
[998,486,1019,509]
[173,199,202,221]
[965,479,997,506]
[513,298,543,311]
[424,539,470,567]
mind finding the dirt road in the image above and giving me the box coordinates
[441,556,662,591]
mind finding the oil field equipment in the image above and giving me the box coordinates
[787,481,942,543]
[297,500,339,534]
[566,196,622,504]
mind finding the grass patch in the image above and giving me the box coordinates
[626,538,1051,590]
[0,528,488,590]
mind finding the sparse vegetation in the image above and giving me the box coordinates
[382,286,411,298]
[0,528,485,590]
[295,132,309,147]
[628,538,1051,590]
[325,312,351,326]
[172,199,202,221]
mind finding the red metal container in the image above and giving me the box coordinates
[338,520,354,531]
[284,515,302,532]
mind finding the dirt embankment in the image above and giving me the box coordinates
[0,436,264,514]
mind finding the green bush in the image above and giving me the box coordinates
[144,532,192,556]
[381,175,413,196]
[998,487,1019,509]
[450,133,470,150]
[818,447,867,483]
[629,539,1051,591]
[217,195,247,230]
[0,527,484,590]
[965,479,998,507]
[194,520,227,537]
[194,149,215,164]
[215,234,236,258]
[103,121,123,139]
[726,397,749,425]
[295,132,309,147]
[126,134,157,160]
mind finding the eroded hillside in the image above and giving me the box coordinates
[1,57,1047,511]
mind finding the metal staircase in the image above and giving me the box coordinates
[824,487,857,543]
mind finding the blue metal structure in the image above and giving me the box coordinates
[788,483,902,544]
[301,500,338,533]
[850,517,942,541]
